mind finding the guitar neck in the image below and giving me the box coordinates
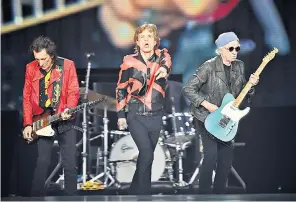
[32,98,105,133]
[232,47,279,107]
[232,82,253,108]
[232,62,267,108]
[48,98,104,124]
[49,104,85,123]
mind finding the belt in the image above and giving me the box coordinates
[128,98,163,116]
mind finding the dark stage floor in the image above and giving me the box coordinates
[3,181,296,201]
[3,193,296,201]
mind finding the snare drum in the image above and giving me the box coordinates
[109,134,171,183]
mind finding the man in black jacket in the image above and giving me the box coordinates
[183,32,259,194]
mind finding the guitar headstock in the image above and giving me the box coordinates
[262,48,278,63]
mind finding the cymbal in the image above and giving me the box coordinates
[79,87,117,112]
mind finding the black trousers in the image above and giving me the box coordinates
[31,127,77,196]
[127,106,163,195]
[194,118,234,194]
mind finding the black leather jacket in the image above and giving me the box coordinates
[183,55,254,122]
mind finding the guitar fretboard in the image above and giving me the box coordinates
[232,48,278,108]
[33,98,105,131]
[232,62,266,108]
[232,82,253,108]
[47,98,105,124]
[48,104,84,123]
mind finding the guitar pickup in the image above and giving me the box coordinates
[218,116,230,128]
[218,121,227,128]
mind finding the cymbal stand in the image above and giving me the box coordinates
[173,141,191,187]
[188,142,245,187]
[171,97,178,134]
[81,53,95,184]
[89,107,120,188]
[228,142,246,189]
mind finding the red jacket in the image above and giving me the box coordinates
[22,57,80,127]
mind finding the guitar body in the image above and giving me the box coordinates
[35,125,55,137]
[25,97,106,143]
[204,93,250,142]
[32,110,55,139]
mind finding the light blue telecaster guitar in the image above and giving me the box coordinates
[205,48,278,142]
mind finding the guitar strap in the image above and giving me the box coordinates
[50,57,74,134]
[51,57,64,111]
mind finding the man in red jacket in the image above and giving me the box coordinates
[22,36,80,196]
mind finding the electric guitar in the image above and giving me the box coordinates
[204,48,278,142]
[30,97,106,140]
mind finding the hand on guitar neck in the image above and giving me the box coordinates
[61,108,71,120]
[249,74,259,86]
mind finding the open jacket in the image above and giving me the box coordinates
[22,57,80,128]
[183,55,254,122]
[116,49,172,118]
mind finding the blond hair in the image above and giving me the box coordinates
[133,23,160,54]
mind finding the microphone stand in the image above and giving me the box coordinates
[81,52,94,184]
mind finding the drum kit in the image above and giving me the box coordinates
[74,90,246,191]
[76,88,201,188]
[44,53,205,191]
[45,89,203,190]
[45,89,248,193]
[45,53,246,192]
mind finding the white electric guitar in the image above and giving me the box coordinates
[30,98,105,140]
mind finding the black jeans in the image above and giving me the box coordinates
[31,127,77,196]
[194,118,234,194]
[127,105,163,195]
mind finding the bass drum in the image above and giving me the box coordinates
[109,134,170,183]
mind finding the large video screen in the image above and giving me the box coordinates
[1,0,295,111]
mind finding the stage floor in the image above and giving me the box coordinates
[2,193,296,201]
